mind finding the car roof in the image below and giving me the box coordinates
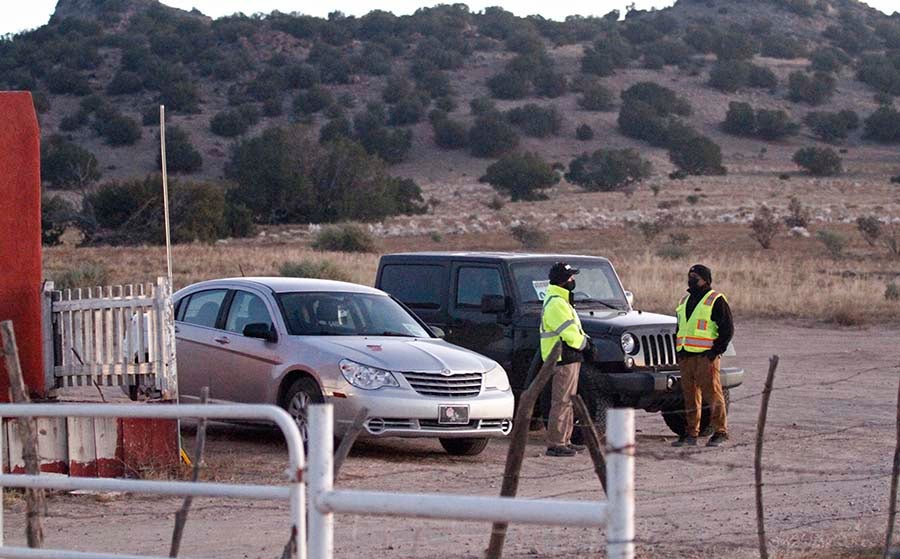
[176,277,385,296]
[380,252,611,263]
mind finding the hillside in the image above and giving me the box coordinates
[4,0,900,242]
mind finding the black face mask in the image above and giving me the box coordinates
[564,279,576,291]
[688,277,701,290]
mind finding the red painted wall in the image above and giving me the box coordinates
[0,92,45,400]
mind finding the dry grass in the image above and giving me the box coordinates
[43,222,900,325]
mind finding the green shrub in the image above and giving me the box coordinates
[617,101,670,146]
[432,117,468,149]
[886,282,900,301]
[469,114,519,157]
[708,60,750,93]
[668,134,726,176]
[863,106,900,143]
[788,71,835,105]
[106,70,143,95]
[578,84,615,111]
[486,71,530,99]
[40,135,101,190]
[46,67,91,95]
[792,147,842,176]
[285,63,320,89]
[804,110,860,142]
[642,39,692,67]
[713,30,758,60]
[755,109,799,141]
[159,126,202,174]
[294,85,334,115]
[565,149,652,191]
[95,112,142,146]
[353,112,413,164]
[533,69,567,98]
[470,96,497,115]
[210,109,250,137]
[388,97,426,126]
[809,47,848,73]
[576,124,594,141]
[511,223,549,249]
[580,33,633,76]
[784,196,810,228]
[505,104,561,138]
[279,259,351,282]
[760,35,807,59]
[817,230,846,259]
[856,215,882,246]
[159,80,201,113]
[41,195,76,246]
[312,224,378,253]
[749,204,780,249]
[722,102,757,136]
[480,152,559,201]
[52,263,111,291]
[621,82,691,116]
[319,117,352,144]
[434,96,456,112]
[748,65,778,89]
[382,75,412,104]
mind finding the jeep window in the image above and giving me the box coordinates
[379,264,444,309]
[510,261,627,309]
[277,292,431,337]
[456,267,505,308]
[180,289,228,328]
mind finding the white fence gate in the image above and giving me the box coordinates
[42,277,177,400]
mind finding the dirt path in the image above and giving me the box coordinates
[3,321,899,558]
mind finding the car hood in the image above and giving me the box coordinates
[576,309,676,335]
[304,336,496,372]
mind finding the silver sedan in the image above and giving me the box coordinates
[172,277,514,455]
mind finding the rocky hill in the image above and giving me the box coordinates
[4,0,900,240]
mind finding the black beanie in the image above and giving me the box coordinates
[689,264,712,285]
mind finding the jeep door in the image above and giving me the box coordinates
[446,262,514,370]
[376,262,449,334]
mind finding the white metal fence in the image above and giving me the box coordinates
[42,277,177,399]
[0,403,305,559]
[306,405,635,559]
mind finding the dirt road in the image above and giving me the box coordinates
[3,321,899,558]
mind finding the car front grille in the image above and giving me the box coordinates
[401,371,483,398]
[640,333,678,367]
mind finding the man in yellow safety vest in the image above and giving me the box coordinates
[541,262,594,457]
[672,264,734,448]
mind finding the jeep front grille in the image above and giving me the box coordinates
[401,371,483,398]
[640,333,677,367]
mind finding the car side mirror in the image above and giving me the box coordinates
[480,294,507,314]
[430,326,446,339]
[243,322,278,343]
[624,291,634,309]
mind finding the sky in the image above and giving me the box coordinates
[2,0,897,36]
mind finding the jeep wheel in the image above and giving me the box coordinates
[440,437,490,456]
[661,388,730,437]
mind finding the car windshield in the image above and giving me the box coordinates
[277,292,431,337]
[510,260,628,309]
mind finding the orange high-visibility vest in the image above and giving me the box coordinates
[676,290,726,353]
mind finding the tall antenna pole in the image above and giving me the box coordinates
[159,105,173,288]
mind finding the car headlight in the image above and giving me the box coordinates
[339,359,399,390]
[621,333,638,355]
[484,364,511,392]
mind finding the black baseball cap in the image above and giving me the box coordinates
[549,262,580,284]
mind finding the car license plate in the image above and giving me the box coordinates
[438,404,469,425]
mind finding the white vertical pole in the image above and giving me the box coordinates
[0,415,4,547]
[607,408,635,559]
[159,105,173,288]
[308,404,334,559]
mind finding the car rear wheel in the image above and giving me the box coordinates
[439,437,490,456]
[283,377,324,445]
[661,388,731,437]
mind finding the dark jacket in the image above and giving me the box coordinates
[678,286,734,358]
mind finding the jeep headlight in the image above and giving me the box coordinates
[484,363,511,392]
[339,359,399,390]
[621,333,638,355]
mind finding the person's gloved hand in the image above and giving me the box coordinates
[704,350,719,361]
[582,337,596,361]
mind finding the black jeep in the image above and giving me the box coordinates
[375,252,744,435]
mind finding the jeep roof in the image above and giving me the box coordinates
[380,252,611,263]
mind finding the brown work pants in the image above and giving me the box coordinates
[679,354,727,438]
[547,362,581,447]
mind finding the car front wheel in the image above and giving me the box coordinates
[439,437,490,456]
[283,377,325,445]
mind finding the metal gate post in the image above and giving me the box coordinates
[308,405,334,559]
[607,408,635,559]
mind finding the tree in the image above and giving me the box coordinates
[621,82,691,116]
[668,134,726,176]
[708,60,750,93]
[792,147,842,176]
[722,102,756,136]
[804,110,860,142]
[41,195,76,246]
[565,148,652,191]
[713,30,758,60]
[578,84,615,111]
[94,112,142,146]
[479,152,559,201]
[750,204,779,249]
[788,71,835,105]
[486,71,530,99]
[294,85,334,115]
[863,106,900,143]
[576,124,594,141]
[505,104,561,137]
[158,126,202,174]
[210,109,250,137]
[755,109,799,141]
[40,135,101,190]
[431,116,468,149]
[469,114,520,157]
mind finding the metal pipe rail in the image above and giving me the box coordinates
[307,404,635,559]
[0,403,306,559]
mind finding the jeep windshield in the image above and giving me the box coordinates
[277,292,431,337]
[510,261,628,310]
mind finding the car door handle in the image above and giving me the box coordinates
[213,336,230,345]
[174,326,180,334]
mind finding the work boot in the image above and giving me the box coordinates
[567,442,587,452]
[706,432,729,447]
[546,445,577,457]
[671,435,697,447]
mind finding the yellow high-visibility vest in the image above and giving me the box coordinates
[540,284,587,362]
[676,290,727,353]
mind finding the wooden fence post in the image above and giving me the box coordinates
[884,366,900,559]
[572,394,608,496]
[755,355,779,559]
